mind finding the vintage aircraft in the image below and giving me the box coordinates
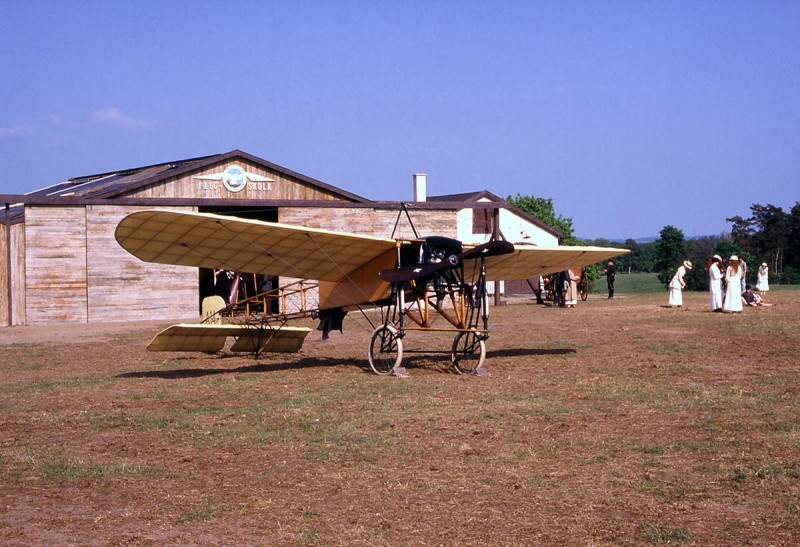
[115,208,628,376]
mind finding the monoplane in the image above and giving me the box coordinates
[115,208,627,376]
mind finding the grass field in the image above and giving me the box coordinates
[605,272,664,294]
[1,290,799,545]
[596,272,799,296]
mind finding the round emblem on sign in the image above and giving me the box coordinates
[222,164,248,193]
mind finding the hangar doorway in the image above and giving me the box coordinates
[196,206,280,314]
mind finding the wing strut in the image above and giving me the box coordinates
[390,202,420,239]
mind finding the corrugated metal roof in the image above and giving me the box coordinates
[428,190,503,202]
[0,203,24,224]
[81,165,178,197]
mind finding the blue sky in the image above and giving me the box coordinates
[2,0,798,239]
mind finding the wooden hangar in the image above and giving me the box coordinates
[0,150,561,326]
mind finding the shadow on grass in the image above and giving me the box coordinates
[117,347,576,380]
[117,356,361,380]
[490,348,577,358]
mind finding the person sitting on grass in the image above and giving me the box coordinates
[742,285,774,307]
[752,287,773,306]
[742,285,757,307]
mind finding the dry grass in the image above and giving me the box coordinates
[1,290,799,545]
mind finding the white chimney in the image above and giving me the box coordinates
[413,173,427,202]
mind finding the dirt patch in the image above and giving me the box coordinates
[1,291,799,545]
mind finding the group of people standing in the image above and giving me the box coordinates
[543,257,771,313]
[668,255,771,313]
[556,269,582,307]
[531,269,582,307]
[667,255,769,313]
[708,255,741,312]
[707,255,770,313]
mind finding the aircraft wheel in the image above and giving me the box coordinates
[451,331,486,374]
[368,325,403,375]
[580,284,588,301]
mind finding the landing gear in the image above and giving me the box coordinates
[451,330,486,375]
[368,325,403,375]
[366,235,502,377]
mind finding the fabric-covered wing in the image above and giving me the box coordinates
[115,210,398,282]
[482,244,629,280]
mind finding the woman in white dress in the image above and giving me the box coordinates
[722,255,743,313]
[668,260,692,307]
[756,262,770,292]
[708,255,723,312]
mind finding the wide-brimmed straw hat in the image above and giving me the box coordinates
[683,260,693,270]
[762,262,767,267]
[713,254,722,261]
[730,255,739,261]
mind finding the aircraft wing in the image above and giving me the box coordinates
[115,209,398,281]
[481,244,629,280]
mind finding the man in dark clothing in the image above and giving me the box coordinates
[553,270,567,307]
[742,285,757,306]
[604,261,617,298]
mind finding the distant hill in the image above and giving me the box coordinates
[579,235,712,244]
[578,236,656,244]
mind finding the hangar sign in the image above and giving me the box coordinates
[194,164,274,195]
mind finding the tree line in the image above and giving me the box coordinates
[508,195,800,289]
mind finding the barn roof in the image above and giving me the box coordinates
[428,190,505,203]
[27,150,369,203]
[2,154,562,240]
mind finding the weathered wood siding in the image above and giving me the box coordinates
[278,207,457,240]
[279,207,381,235]
[21,205,199,325]
[10,222,26,325]
[1,222,7,326]
[0,222,9,327]
[25,207,88,324]
[373,209,457,240]
[86,205,198,323]
[126,160,345,201]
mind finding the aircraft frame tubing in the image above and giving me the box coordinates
[367,254,493,376]
[382,255,492,341]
